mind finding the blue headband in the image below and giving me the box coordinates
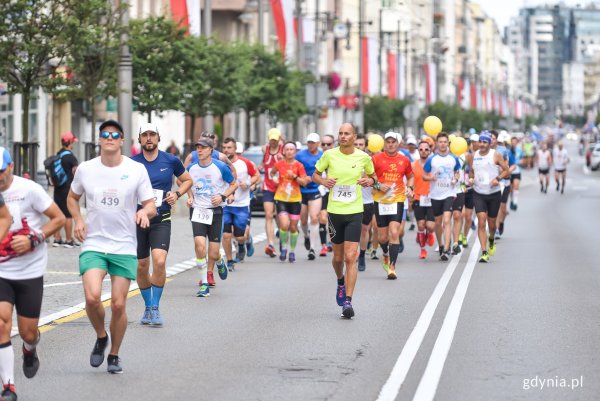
[479,134,492,144]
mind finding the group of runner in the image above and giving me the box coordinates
[0,119,570,400]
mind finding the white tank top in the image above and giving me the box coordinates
[537,149,550,170]
[473,149,501,195]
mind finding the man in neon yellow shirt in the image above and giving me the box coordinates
[313,123,377,319]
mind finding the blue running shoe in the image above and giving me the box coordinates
[196,284,210,297]
[336,285,346,306]
[150,307,163,326]
[227,260,235,272]
[289,252,296,263]
[358,254,366,271]
[246,236,255,257]
[140,307,152,325]
[279,248,288,261]
[342,300,355,319]
[216,257,228,280]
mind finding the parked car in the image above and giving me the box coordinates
[242,146,265,214]
[590,143,600,171]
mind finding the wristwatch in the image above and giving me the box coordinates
[220,194,227,201]
[175,191,182,199]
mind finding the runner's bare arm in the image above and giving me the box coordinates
[136,198,157,229]
[312,170,336,188]
[67,190,87,242]
[167,171,193,206]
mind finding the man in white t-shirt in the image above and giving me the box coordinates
[68,120,156,374]
[552,141,569,194]
[0,147,65,401]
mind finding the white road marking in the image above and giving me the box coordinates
[375,233,473,401]
[412,239,482,401]
[44,278,109,288]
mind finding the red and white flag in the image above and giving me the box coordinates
[271,0,295,61]
[170,0,200,36]
[361,37,379,96]
[423,63,437,104]
[387,51,405,99]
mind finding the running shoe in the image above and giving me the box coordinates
[459,233,468,248]
[275,229,279,238]
[438,246,444,257]
[370,248,379,260]
[107,355,123,374]
[308,249,316,260]
[140,306,152,325]
[556,182,560,191]
[419,248,427,259]
[196,284,210,297]
[90,335,109,367]
[341,300,355,319]
[357,254,366,271]
[499,222,504,236]
[327,242,333,252]
[304,236,310,251]
[540,183,544,192]
[513,203,518,210]
[0,385,16,401]
[495,229,502,240]
[509,201,515,211]
[399,238,405,254]
[382,254,390,274]
[452,243,461,255]
[237,246,246,262]
[63,240,80,248]
[387,264,397,280]
[488,241,497,256]
[265,244,277,258]
[319,246,328,257]
[216,257,228,280]
[227,260,235,272]
[246,236,255,257]
[279,248,288,262]
[427,232,435,247]
[150,307,163,326]
[52,239,64,247]
[289,252,296,263]
[440,251,449,262]
[409,223,415,231]
[471,221,476,230]
[207,271,216,287]
[479,252,489,263]
[336,285,346,306]
[22,345,39,378]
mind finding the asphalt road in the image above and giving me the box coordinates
[13,142,600,401]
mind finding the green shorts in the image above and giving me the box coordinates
[79,251,137,280]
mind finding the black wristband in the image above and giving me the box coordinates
[220,194,227,201]
[28,232,45,249]
[175,191,182,199]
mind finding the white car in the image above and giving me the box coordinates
[591,143,600,171]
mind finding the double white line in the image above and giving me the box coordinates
[376,235,482,401]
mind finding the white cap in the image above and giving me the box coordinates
[384,131,399,141]
[469,133,479,142]
[498,132,510,143]
[236,142,244,154]
[139,123,158,134]
[406,136,417,145]
[306,133,320,143]
[295,141,302,149]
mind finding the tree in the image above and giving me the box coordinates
[56,0,126,144]
[129,16,187,123]
[0,0,75,143]
[269,69,313,124]
[364,96,410,133]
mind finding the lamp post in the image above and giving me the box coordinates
[118,0,132,157]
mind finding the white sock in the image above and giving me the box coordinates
[309,223,320,251]
[513,190,519,205]
[0,342,14,386]
[200,265,208,284]
[23,332,39,352]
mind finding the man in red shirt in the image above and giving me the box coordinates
[260,128,284,257]
[372,132,414,278]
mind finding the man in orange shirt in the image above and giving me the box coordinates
[412,140,436,259]
[372,132,414,278]
[269,142,310,263]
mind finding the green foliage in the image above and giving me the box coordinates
[129,16,188,119]
[271,69,313,123]
[364,96,409,133]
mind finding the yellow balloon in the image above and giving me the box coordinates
[423,116,442,137]
[448,133,457,143]
[450,137,468,156]
[367,134,384,153]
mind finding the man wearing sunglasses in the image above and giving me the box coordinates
[68,120,156,374]
[466,132,509,263]
[132,123,193,327]
[0,147,65,401]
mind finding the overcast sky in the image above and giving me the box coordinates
[477,0,599,30]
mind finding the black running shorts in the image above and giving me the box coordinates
[473,191,502,218]
[0,276,43,318]
[321,193,329,210]
[452,193,465,212]
[362,203,374,225]
[464,189,474,209]
[328,213,362,244]
[538,168,550,175]
[136,212,172,259]
[510,173,522,183]
[413,200,434,222]
[276,201,301,216]
[374,202,404,228]
[501,185,511,203]
[190,207,223,243]
[301,192,321,205]
[431,196,454,217]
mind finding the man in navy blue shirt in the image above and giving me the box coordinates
[132,123,193,326]
[295,133,323,260]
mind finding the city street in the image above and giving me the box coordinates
[9,145,598,400]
